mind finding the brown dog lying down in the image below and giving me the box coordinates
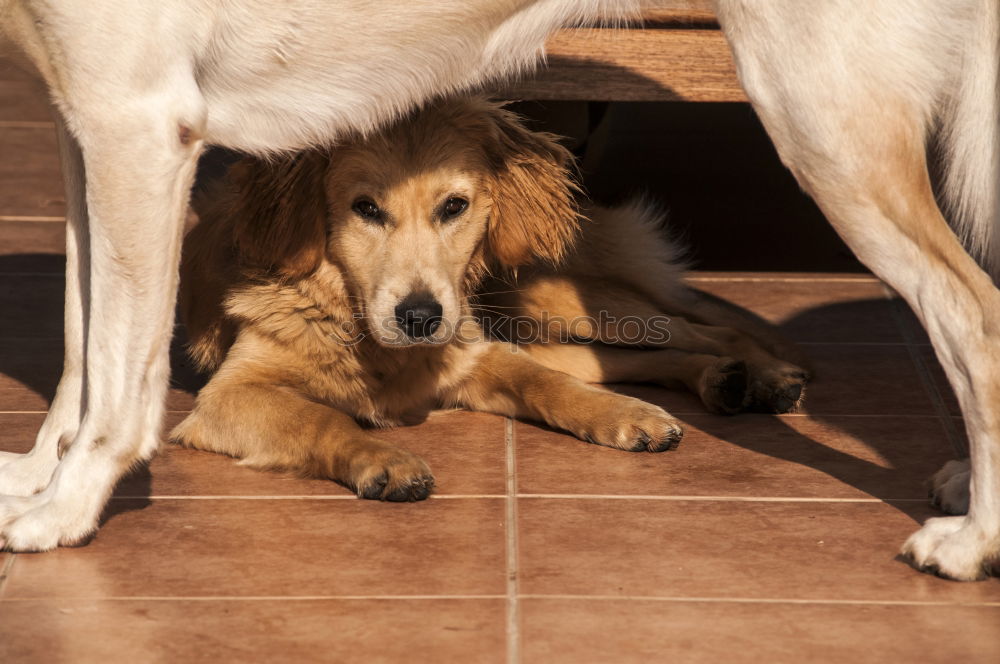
[172,98,809,501]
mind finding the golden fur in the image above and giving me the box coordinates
[172,98,808,501]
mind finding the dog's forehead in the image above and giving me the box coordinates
[330,124,487,195]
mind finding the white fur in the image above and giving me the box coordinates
[939,3,1000,274]
[0,0,996,580]
[714,0,999,580]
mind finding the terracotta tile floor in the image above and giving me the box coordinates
[1,62,999,663]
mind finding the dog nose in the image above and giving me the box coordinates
[394,294,443,340]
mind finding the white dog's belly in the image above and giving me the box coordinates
[195,0,640,153]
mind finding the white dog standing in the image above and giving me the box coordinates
[0,0,996,580]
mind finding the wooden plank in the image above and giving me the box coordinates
[644,12,717,27]
[501,28,745,103]
[641,2,717,27]
[644,0,714,11]
[638,1,716,26]
[642,9,718,27]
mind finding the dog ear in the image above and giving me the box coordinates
[229,151,330,279]
[482,106,580,268]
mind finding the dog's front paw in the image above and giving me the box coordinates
[0,494,96,552]
[929,459,970,514]
[901,516,996,581]
[578,398,684,453]
[348,444,435,502]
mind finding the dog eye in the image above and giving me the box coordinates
[441,197,468,221]
[351,199,382,222]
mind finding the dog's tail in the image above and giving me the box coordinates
[937,0,1000,277]
[576,197,691,302]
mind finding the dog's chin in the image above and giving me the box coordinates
[369,323,451,349]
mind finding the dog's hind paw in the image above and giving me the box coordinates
[928,459,970,515]
[748,363,808,414]
[699,358,750,415]
[901,516,997,581]
[698,357,806,415]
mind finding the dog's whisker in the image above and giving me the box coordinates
[471,287,525,297]
[470,306,517,317]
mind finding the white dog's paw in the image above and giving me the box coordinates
[901,516,997,581]
[0,495,96,552]
[0,452,59,497]
[928,459,970,515]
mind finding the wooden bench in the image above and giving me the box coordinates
[504,1,746,103]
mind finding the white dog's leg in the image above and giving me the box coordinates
[0,84,205,550]
[716,0,999,579]
[0,118,87,495]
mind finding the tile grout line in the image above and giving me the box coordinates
[110,494,506,500]
[796,341,911,346]
[0,215,65,222]
[0,554,15,599]
[514,495,928,503]
[0,120,55,129]
[504,416,520,664]
[685,276,880,283]
[0,273,65,278]
[2,594,996,608]
[516,594,1000,608]
[883,285,966,457]
[2,594,507,602]
[102,494,932,503]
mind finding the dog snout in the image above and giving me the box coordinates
[394,293,443,340]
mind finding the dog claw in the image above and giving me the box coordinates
[629,433,651,452]
[574,398,684,454]
[383,476,435,502]
[356,468,434,502]
[646,426,683,453]
[749,372,807,414]
[357,471,388,500]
